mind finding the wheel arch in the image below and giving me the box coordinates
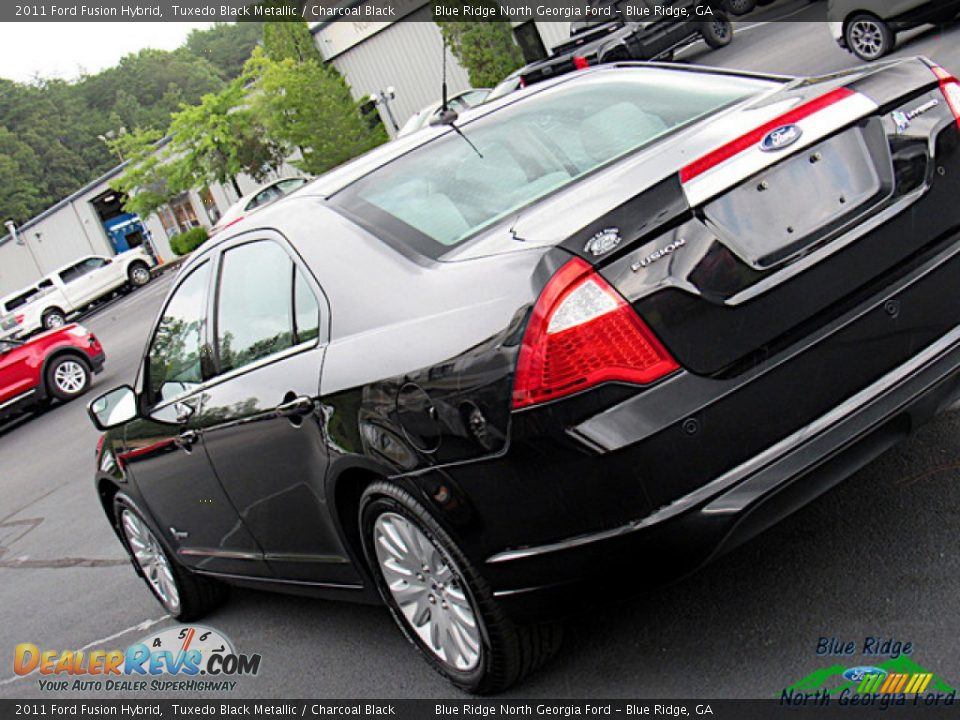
[97,478,124,540]
[40,305,67,323]
[329,463,388,582]
[127,259,150,277]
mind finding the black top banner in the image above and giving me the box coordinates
[1,0,838,23]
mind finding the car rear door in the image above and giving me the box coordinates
[121,260,271,577]
[57,257,110,307]
[196,233,360,586]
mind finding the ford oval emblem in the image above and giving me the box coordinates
[843,666,887,682]
[760,124,803,152]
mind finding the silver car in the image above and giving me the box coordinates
[828,0,960,61]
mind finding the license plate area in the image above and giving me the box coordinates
[702,119,894,270]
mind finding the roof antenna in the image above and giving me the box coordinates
[430,35,483,158]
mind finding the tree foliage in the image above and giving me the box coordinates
[107,129,174,219]
[436,12,524,88]
[245,47,387,177]
[165,79,287,198]
[186,22,265,80]
[262,20,323,63]
[0,22,264,225]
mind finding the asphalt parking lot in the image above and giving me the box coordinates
[3,4,960,699]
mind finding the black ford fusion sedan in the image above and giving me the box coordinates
[89,59,960,693]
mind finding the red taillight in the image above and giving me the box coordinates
[14,314,24,324]
[512,258,679,409]
[680,87,856,183]
[932,65,960,127]
[573,56,590,70]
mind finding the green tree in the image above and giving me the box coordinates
[108,128,176,219]
[262,19,322,63]
[0,128,42,223]
[436,11,524,88]
[245,48,387,176]
[166,79,287,197]
[185,22,265,80]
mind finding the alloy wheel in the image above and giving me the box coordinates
[121,509,181,613]
[45,314,65,328]
[850,20,885,60]
[372,512,481,671]
[131,267,150,286]
[712,21,730,39]
[53,361,86,395]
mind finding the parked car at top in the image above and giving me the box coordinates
[517,0,732,89]
[828,0,960,61]
[1,324,103,420]
[486,1,734,103]
[397,89,491,137]
[89,59,960,693]
[1,248,156,336]
[209,177,310,236]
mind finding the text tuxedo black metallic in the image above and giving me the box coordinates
[89,59,960,693]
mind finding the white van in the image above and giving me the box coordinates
[0,248,156,336]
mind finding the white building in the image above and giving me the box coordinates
[0,159,298,298]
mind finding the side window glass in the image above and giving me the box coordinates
[216,241,295,373]
[59,263,84,284]
[147,263,211,404]
[293,267,320,345]
[83,258,109,271]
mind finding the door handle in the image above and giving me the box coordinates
[175,429,199,450]
[275,395,314,418]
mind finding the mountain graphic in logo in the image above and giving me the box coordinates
[784,656,955,697]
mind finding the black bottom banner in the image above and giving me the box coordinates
[2,699,960,720]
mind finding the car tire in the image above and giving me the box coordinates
[724,0,756,16]
[45,355,90,401]
[41,308,67,329]
[128,262,151,288]
[360,481,562,694]
[845,14,894,61]
[701,18,734,48]
[114,495,228,621]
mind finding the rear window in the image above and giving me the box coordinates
[3,288,39,313]
[332,69,775,259]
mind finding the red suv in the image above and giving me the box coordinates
[0,324,104,420]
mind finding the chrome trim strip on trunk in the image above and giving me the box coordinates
[487,320,960,565]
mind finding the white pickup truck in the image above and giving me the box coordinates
[0,248,155,337]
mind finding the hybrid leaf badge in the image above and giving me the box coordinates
[584,227,622,256]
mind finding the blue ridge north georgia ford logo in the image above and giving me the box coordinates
[760,124,804,152]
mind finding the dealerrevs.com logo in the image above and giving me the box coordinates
[14,625,261,692]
